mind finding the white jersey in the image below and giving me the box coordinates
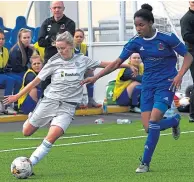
[37,53,101,103]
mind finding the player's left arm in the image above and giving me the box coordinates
[99,61,137,72]
[169,33,193,76]
[168,33,193,90]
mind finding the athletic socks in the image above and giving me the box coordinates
[159,115,179,131]
[29,139,52,166]
[142,121,160,165]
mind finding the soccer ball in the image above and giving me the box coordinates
[179,97,190,106]
[11,157,32,179]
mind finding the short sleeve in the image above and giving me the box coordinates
[84,57,101,69]
[168,33,187,57]
[37,61,54,81]
[119,40,137,62]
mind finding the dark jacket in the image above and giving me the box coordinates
[180,8,194,54]
[38,15,75,63]
[8,44,33,73]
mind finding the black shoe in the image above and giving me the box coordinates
[30,172,35,176]
[189,116,194,123]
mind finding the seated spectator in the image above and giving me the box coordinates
[18,55,43,114]
[7,28,38,110]
[113,53,144,113]
[0,29,19,114]
[74,29,102,108]
[7,28,37,78]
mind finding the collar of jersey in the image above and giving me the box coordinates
[51,15,66,23]
[143,29,158,41]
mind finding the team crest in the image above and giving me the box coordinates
[158,43,165,50]
[75,62,80,67]
[47,25,51,31]
[60,24,66,29]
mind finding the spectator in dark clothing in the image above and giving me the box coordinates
[113,53,144,113]
[180,1,194,122]
[7,28,36,95]
[18,55,43,114]
[38,1,75,93]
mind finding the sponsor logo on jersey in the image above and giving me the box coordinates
[65,73,80,76]
[61,71,64,77]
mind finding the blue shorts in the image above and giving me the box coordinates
[116,89,131,106]
[140,87,174,112]
[21,90,42,114]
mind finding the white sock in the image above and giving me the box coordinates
[29,139,52,166]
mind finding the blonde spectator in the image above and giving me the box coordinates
[18,55,43,114]
[113,53,143,113]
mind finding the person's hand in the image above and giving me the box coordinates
[29,44,34,49]
[129,65,138,77]
[81,76,98,85]
[168,74,183,92]
[3,95,19,105]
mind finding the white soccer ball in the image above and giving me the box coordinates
[11,157,32,179]
[179,97,190,106]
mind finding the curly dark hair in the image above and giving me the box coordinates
[134,3,154,23]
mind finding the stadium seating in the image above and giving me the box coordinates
[0,16,41,50]
[0,17,12,32]
[9,16,35,45]
[32,27,40,44]
[0,17,13,50]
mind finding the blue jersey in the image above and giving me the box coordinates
[119,30,187,88]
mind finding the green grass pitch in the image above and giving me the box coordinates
[0,116,194,182]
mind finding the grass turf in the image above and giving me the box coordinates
[0,116,194,182]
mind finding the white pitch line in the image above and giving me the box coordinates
[1,130,194,153]
[14,133,102,140]
[137,129,145,131]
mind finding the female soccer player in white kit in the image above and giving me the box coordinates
[3,31,133,170]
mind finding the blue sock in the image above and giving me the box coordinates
[142,121,160,165]
[131,86,141,106]
[159,115,179,131]
[86,83,94,98]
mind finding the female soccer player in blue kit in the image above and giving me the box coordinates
[82,4,193,173]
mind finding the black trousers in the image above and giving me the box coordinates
[189,53,194,118]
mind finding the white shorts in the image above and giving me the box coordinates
[28,97,76,132]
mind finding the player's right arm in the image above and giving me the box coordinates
[81,41,137,85]
[3,77,41,105]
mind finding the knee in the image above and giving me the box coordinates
[22,128,32,137]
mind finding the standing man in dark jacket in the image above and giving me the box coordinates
[180,1,194,122]
[38,1,75,91]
